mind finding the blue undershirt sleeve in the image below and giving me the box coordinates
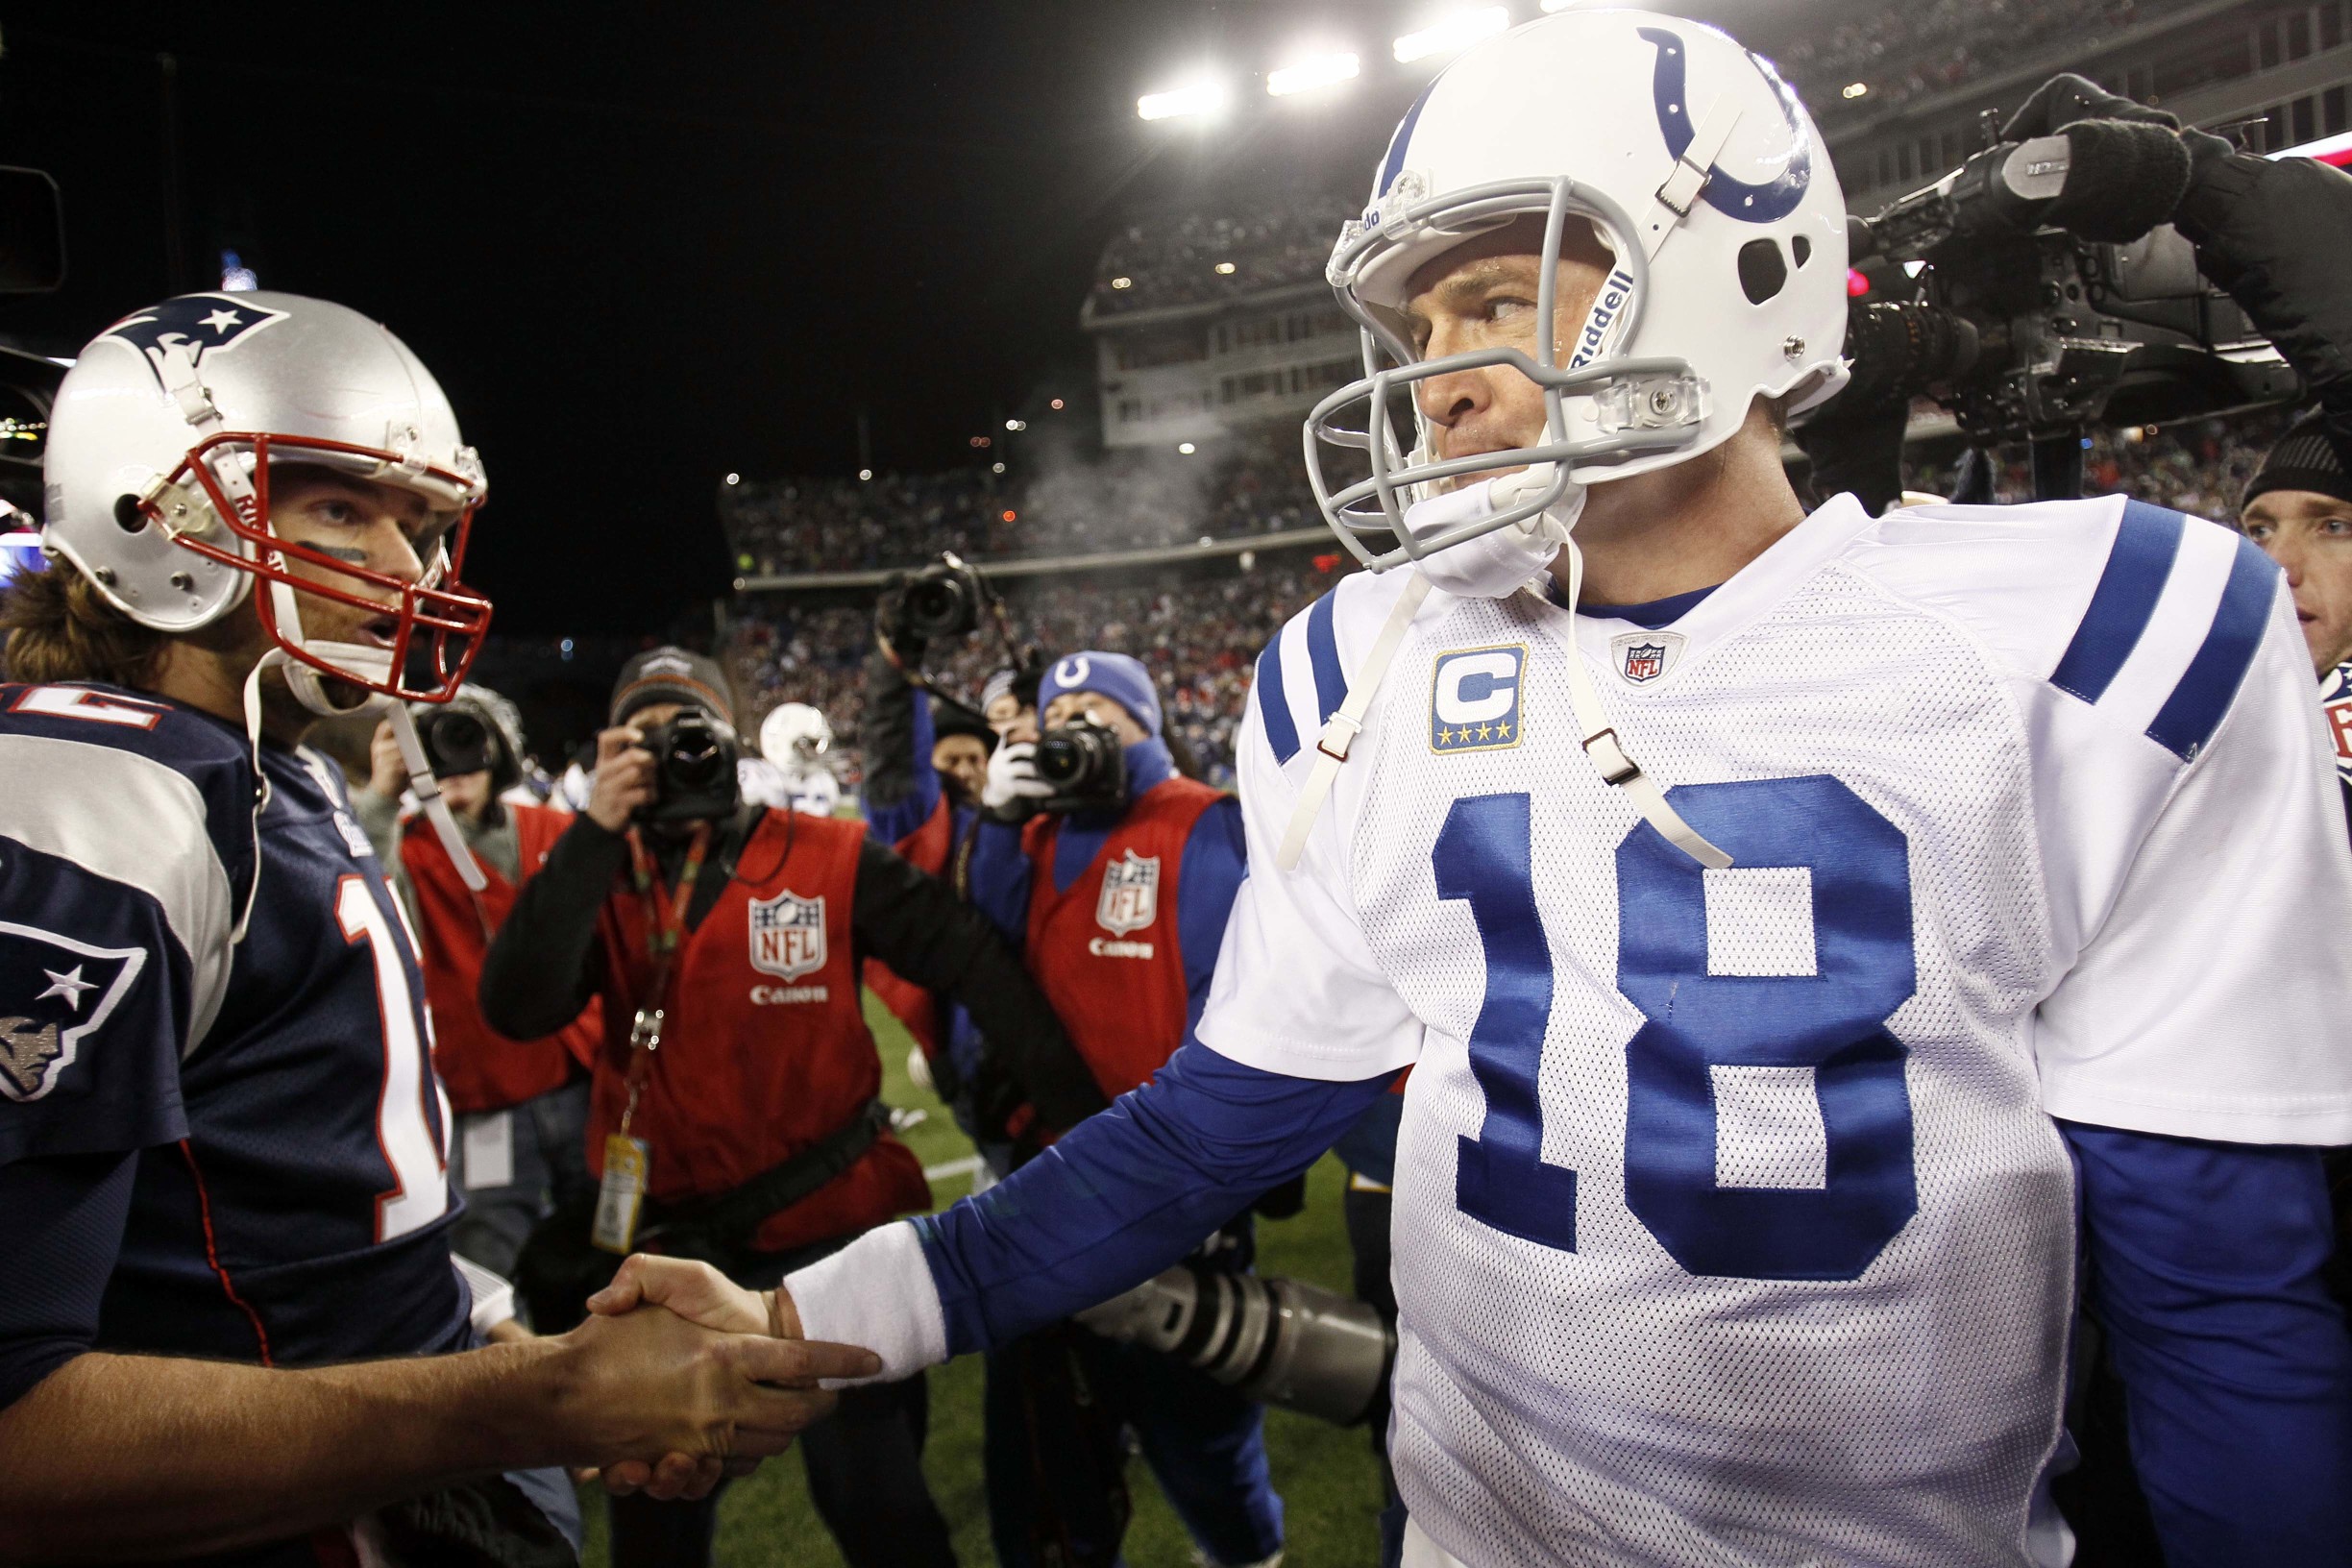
[2060,1119,2352,1567]
[0,1150,138,1411]
[915,1044,1394,1355]
[965,819,1034,945]
[1175,798,1248,1044]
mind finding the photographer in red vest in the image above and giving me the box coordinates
[961,649,1285,1568]
[350,684,601,1281]
[480,647,1083,1568]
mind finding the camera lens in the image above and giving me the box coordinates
[424,710,491,776]
[664,716,727,790]
[1035,729,1086,787]
[905,576,970,638]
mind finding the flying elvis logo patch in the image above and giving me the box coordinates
[0,923,147,1102]
[747,892,826,981]
[1431,646,1526,754]
[99,294,288,392]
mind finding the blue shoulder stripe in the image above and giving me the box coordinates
[2050,501,2186,705]
[2146,534,2281,762]
[1255,633,1301,765]
[1306,590,1346,729]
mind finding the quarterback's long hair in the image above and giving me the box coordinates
[1,556,169,690]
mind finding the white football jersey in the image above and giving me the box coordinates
[738,755,841,817]
[1198,493,2352,1568]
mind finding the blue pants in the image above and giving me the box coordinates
[984,1325,1285,1568]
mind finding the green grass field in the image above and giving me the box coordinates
[577,991,1388,1567]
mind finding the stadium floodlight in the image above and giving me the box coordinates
[1842,82,1869,99]
[724,473,741,485]
[1138,79,1230,122]
[1214,261,1237,275]
[1393,8,1508,64]
[1178,441,1198,454]
[1266,51,1360,97]
[858,468,874,481]
[1005,418,1027,431]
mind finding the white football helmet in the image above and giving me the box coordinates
[760,701,832,765]
[1305,10,1850,570]
[42,290,490,705]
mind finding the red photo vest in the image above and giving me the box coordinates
[401,800,601,1115]
[863,795,952,1056]
[592,809,930,1254]
[1023,776,1223,1100]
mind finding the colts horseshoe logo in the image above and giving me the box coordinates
[1638,26,1812,224]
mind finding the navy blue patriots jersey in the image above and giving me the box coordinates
[0,681,470,1565]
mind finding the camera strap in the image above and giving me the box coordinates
[617,821,712,1137]
[595,821,711,1255]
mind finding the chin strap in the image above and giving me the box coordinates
[1277,573,1433,872]
[383,700,487,893]
[1549,535,1730,870]
[1272,543,1731,876]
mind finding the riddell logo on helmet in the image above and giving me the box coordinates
[1567,269,1637,371]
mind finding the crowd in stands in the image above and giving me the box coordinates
[1767,0,2201,129]
[726,413,2285,793]
[1085,185,1361,319]
[722,426,1322,576]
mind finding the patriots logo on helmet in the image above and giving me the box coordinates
[747,891,826,981]
[0,924,147,1102]
[99,294,289,391]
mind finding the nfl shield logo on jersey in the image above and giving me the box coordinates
[0,925,147,1102]
[1610,628,1687,686]
[1097,851,1160,936]
[1430,646,1526,754]
[747,892,826,981]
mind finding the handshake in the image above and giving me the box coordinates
[538,1256,845,1501]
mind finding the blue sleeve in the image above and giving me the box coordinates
[0,1150,136,1409]
[915,1044,1393,1354]
[865,689,942,847]
[1175,797,1247,1043]
[0,839,189,1165]
[2061,1120,2352,1567]
[965,819,1033,945]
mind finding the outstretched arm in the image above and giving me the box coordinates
[780,1043,1395,1375]
[2065,1120,2352,1567]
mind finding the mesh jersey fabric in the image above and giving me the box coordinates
[1195,492,2352,1567]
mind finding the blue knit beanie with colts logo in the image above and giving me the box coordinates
[1039,651,1163,739]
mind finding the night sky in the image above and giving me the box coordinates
[2,0,1805,636]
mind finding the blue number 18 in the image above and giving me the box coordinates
[1434,776,1919,1282]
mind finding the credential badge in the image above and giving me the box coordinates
[747,891,826,981]
[1097,851,1161,937]
[0,923,147,1102]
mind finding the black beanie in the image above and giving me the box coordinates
[2243,408,2352,512]
[610,646,736,727]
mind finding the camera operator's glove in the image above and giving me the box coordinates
[873,571,925,664]
[982,740,1055,818]
[2007,72,2352,474]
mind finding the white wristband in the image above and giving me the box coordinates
[784,1221,948,1383]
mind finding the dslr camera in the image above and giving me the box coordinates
[1034,715,1125,814]
[634,708,741,823]
[886,551,988,647]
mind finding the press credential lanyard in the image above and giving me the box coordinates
[591,821,712,1254]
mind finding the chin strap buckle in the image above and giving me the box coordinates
[1581,727,1642,788]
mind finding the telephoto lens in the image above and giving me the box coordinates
[1075,1265,1395,1427]
[1034,717,1126,812]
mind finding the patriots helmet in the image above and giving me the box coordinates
[760,701,833,765]
[41,291,490,708]
[1306,10,1849,570]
